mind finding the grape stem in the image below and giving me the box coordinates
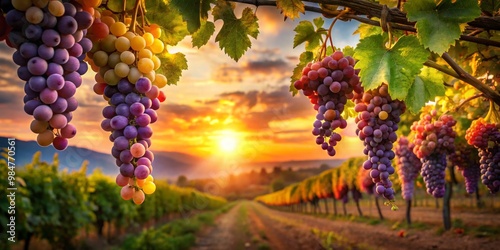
[319,8,349,59]
[445,93,484,115]
[129,0,142,33]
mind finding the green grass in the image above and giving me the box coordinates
[120,202,235,250]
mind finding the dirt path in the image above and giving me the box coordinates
[193,201,500,250]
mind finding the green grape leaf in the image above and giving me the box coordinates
[353,22,383,39]
[191,21,215,48]
[342,46,355,57]
[158,52,188,85]
[277,0,305,19]
[405,67,445,113]
[406,0,481,54]
[146,0,189,46]
[313,17,324,29]
[480,0,500,14]
[342,100,357,119]
[170,0,215,33]
[106,0,137,13]
[293,20,326,51]
[213,3,259,61]
[353,35,429,100]
[290,51,313,95]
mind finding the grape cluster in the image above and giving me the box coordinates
[85,10,167,204]
[395,136,422,200]
[5,0,94,150]
[354,84,405,201]
[411,111,456,198]
[293,51,362,156]
[449,145,480,194]
[465,118,500,193]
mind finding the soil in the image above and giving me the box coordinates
[192,201,500,250]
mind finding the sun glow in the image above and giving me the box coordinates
[218,130,239,153]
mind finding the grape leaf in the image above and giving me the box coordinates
[191,21,215,48]
[158,52,188,85]
[277,0,305,19]
[405,67,445,113]
[106,0,137,13]
[213,3,259,61]
[170,0,215,33]
[353,35,429,100]
[342,46,355,57]
[146,0,189,46]
[293,18,327,51]
[290,51,313,95]
[406,0,481,54]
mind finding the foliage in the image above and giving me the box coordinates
[0,152,226,248]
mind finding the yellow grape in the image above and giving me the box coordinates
[138,58,154,74]
[81,0,102,8]
[124,17,132,26]
[130,143,146,157]
[146,175,154,182]
[143,33,154,47]
[48,1,65,17]
[136,178,146,188]
[379,111,389,120]
[110,22,127,37]
[120,185,134,200]
[30,120,48,134]
[123,31,136,40]
[32,0,49,8]
[104,69,120,85]
[101,16,115,28]
[142,181,156,195]
[12,0,32,11]
[138,48,152,59]
[114,62,130,78]
[92,51,109,67]
[120,51,135,65]
[128,67,142,83]
[153,74,168,88]
[98,65,111,77]
[150,39,164,54]
[25,6,44,24]
[148,24,162,38]
[37,130,54,147]
[115,36,130,52]
[143,70,156,82]
[130,36,146,51]
[107,52,121,68]
[133,190,145,205]
[100,35,117,53]
[152,55,161,70]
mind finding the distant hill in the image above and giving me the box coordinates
[0,137,347,179]
[0,137,201,179]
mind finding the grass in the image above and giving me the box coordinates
[120,202,236,250]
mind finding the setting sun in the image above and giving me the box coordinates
[218,130,239,153]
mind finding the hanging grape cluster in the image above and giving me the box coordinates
[411,111,456,198]
[293,51,363,156]
[4,0,94,150]
[449,145,480,194]
[466,117,500,193]
[354,84,406,201]
[84,8,168,204]
[395,136,422,200]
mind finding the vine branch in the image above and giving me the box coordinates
[227,0,500,47]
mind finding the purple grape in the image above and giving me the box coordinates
[57,16,78,35]
[123,125,138,139]
[53,48,69,64]
[38,44,55,60]
[134,165,150,179]
[42,29,61,47]
[33,105,53,121]
[46,62,64,75]
[50,97,68,114]
[28,76,47,92]
[130,102,145,116]
[46,74,65,90]
[135,77,152,93]
[19,42,38,58]
[120,163,135,177]
[58,81,76,98]
[110,115,128,130]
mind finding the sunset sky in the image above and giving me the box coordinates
[0,4,365,166]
